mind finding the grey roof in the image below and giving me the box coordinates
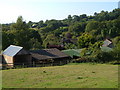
[30,48,69,60]
[3,45,23,57]
[102,39,112,47]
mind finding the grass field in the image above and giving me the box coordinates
[2,63,118,88]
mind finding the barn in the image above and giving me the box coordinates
[30,48,70,66]
[2,45,32,68]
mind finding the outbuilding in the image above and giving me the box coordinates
[2,45,32,68]
[62,49,83,58]
[30,48,70,66]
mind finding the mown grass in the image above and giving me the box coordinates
[2,63,118,88]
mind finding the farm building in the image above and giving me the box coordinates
[102,39,114,48]
[2,45,32,68]
[62,49,83,58]
[101,39,114,52]
[30,48,70,66]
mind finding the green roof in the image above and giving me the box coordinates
[100,46,113,52]
[62,49,82,58]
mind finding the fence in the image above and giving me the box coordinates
[1,60,71,69]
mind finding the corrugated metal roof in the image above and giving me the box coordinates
[62,49,74,58]
[62,49,82,58]
[3,45,23,57]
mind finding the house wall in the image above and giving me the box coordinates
[108,44,114,48]
[3,55,14,68]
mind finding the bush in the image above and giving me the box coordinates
[73,57,88,63]
[112,41,120,60]
[74,41,120,63]
[83,48,114,63]
[97,51,113,63]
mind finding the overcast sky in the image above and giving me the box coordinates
[0,0,119,23]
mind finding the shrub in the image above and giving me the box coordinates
[97,51,113,63]
[74,57,88,63]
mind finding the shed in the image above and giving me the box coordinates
[2,45,32,68]
[30,48,70,65]
[62,49,82,58]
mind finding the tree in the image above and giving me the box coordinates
[13,29,32,49]
[94,11,109,21]
[94,12,98,16]
[28,21,33,28]
[43,34,60,48]
[77,33,94,48]
[85,21,99,32]
[64,43,77,49]
[54,27,68,37]
[13,29,42,50]
[29,29,42,44]
[29,38,42,50]
[10,16,29,30]
[69,22,86,35]
[80,14,87,19]
[2,30,15,50]
[112,41,120,60]
[66,15,73,25]
[73,15,80,22]
[3,16,43,50]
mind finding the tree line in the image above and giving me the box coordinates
[2,8,120,63]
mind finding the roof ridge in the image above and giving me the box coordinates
[10,45,23,48]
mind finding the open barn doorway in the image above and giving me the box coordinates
[14,55,32,66]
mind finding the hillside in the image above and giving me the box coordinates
[2,8,120,63]
[2,63,118,88]
[2,9,120,50]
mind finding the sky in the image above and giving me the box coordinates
[0,0,119,24]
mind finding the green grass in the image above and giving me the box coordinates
[2,63,118,88]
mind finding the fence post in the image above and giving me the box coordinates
[33,61,35,67]
[23,63,24,68]
[43,61,44,67]
[60,61,62,66]
[67,60,69,64]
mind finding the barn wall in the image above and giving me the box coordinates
[14,54,32,65]
[26,55,32,65]
[3,55,14,67]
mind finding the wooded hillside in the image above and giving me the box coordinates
[2,8,120,63]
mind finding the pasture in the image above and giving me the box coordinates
[2,63,118,88]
